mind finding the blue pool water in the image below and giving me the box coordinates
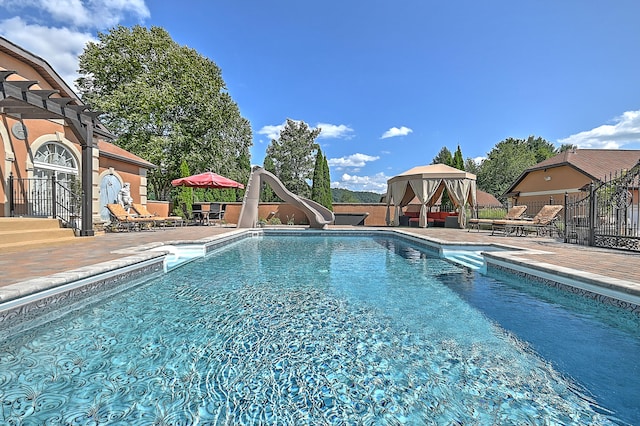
[1,235,639,424]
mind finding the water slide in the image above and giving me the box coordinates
[237,166,335,229]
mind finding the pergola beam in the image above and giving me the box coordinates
[0,71,109,236]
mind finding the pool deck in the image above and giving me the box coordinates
[1,225,639,300]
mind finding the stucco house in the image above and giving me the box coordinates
[0,36,155,236]
[504,149,640,208]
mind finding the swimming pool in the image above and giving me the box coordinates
[0,234,638,424]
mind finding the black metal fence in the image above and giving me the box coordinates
[8,174,82,232]
[564,160,640,252]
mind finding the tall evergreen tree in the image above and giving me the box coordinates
[312,148,333,210]
[311,149,325,203]
[322,152,333,211]
[452,145,465,170]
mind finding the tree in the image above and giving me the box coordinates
[173,160,193,218]
[261,155,279,202]
[432,147,453,166]
[452,145,464,170]
[321,153,333,211]
[526,135,557,163]
[311,148,333,211]
[559,143,578,152]
[464,157,481,176]
[476,138,538,200]
[265,119,320,198]
[76,25,252,201]
[432,145,460,210]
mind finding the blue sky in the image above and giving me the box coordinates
[2,1,640,193]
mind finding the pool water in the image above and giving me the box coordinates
[0,235,638,424]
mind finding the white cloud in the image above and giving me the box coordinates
[558,110,640,149]
[0,17,95,87]
[327,153,379,169]
[316,123,354,139]
[332,172,388,193]
[257,120,354,141]
[381,126,413,139]
[257,123,285,140]
[0,1,150,87]
[0,0,150,29]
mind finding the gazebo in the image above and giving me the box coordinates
[385,164,477,228]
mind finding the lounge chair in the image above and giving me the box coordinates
[106,203,156,232]
[132,203,184,228]
[492,205,563,237]
[468,205,527,232]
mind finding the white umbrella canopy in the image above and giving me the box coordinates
[385,164,477,228]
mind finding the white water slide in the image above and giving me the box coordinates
[237,166,335,229]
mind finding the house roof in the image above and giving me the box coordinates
[505,149,640,195]
[98,141,156,169]
[475,190,502,207]
[0,36,75,98]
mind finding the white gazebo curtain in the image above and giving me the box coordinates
[385,165,477,228]
[442,179,477,227]
[385,180,409,226]
[409,178,442,228]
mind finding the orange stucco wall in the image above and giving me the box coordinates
[220,202,390,226]
[98,157,145,204]
[509,165,592,207]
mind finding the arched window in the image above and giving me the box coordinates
[33,142,78,184]
[32,142,79,216]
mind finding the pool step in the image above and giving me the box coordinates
[443,251,485,270]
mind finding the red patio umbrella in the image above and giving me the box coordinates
[171,172,245,189]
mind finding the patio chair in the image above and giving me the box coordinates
[106,203,156,232]
[492,205,563,237]
[468,205,527,232]
[207,203,225,225]
[131,203,184,228]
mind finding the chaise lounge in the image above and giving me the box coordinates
[132,203,184,228]
[491,204,563,237]
[468,205,527,232]
[106,203,156,232]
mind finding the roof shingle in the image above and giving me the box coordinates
[529,149,640,181]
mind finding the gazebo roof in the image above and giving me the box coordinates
[389,164,476,183]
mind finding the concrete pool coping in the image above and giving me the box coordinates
[1,227,639,322]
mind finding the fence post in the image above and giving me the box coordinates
[8,172,14,217]
[588,182,596,246]
[51,175,57,218]
[563,192,568,243]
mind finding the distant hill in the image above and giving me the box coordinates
[331,188,383,203]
